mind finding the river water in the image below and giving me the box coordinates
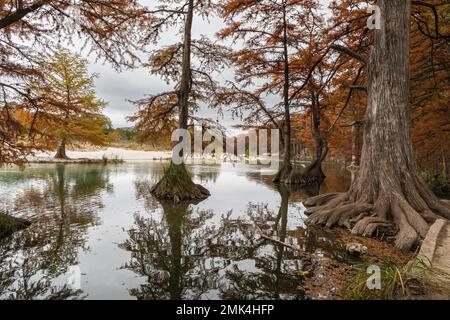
[0,161,351,300]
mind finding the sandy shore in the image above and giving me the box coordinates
[28,147,172,162]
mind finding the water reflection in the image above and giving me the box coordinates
[218,185,305,300]
[0,162,350,300]
[0,235,83,299]
[0,164,111,299]
[121,178,346,300]
[120,180,218,299]
[217,184,345,300]
[245,163,350,199]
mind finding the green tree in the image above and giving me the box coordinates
[27,49,110,159]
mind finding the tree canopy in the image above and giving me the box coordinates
[15,49,110,158]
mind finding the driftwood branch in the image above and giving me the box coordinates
[254,224,303,252]
[259,233,302,251]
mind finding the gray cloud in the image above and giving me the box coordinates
[76,0,335,128]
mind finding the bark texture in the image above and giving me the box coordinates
[305,0,450,250]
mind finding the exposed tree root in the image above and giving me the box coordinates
[351,217,393,237]
[150,162,210,203]
[307,202,373,228]
[275,129,328,186]
[54,153,69,160]
[304,187,450,251]
[303,192,340,207]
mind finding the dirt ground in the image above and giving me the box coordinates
[301,227,416,300]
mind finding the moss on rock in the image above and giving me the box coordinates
[0,213,31,239]
[151,163,210,202]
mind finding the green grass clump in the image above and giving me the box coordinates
[344,261,405,300]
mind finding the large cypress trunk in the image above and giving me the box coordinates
[150,0,209,202]
[304,0,450,250]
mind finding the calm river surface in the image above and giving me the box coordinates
[0,161,351,300]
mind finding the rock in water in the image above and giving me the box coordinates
[0,213,31,238]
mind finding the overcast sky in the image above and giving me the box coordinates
[74,0,335,129]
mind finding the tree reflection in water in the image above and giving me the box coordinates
[122,178,345,300]
[121,180,220,299]
[0,164,112,299]
[220,184,346,300]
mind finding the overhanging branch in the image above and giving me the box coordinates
[329,45,367,65]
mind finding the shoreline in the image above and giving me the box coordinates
[27,147,173,163]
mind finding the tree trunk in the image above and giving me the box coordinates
[284,89,327,185]
[304,0,450,251]
[273,1,292,183]
[54,138,68,159]
[150,0,209,202]
[442,148,448,181]
[177,0,193,132]
[350,122,360,167]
